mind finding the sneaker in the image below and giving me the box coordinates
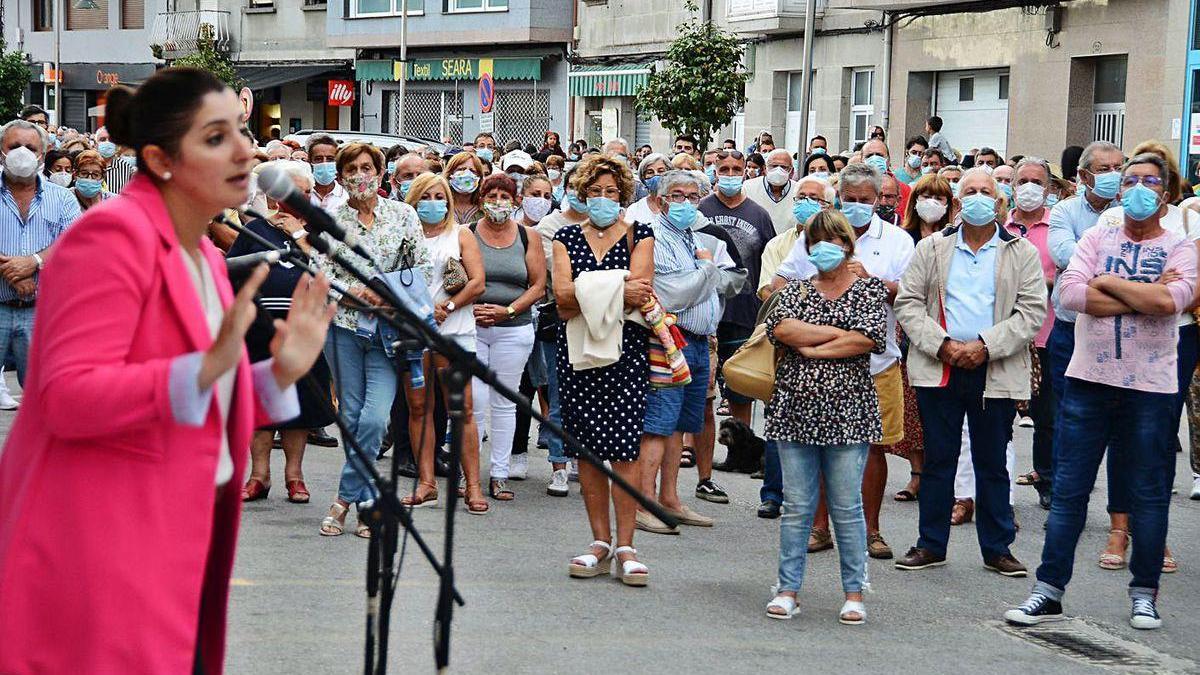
[547,469,569,497]
[1130,596,1162,630]
[1191,475,1200,501]
[695,478,729,504]
[568,459,579,482]
[0,389,20,410]
[757,500,781,519]
[509,453,528,481]
[867,532,893,560]
[984,554,1028,577]
[1017,415,1034,428]
[1004,592,1064,626]
[894,546,946,571]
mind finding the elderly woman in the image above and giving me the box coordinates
[445,151,485,224]
[554,154,655,586]
[625,153,671,225]
[765,210,886,623]
[72,149,116,210]
[228,160,334,504]
[471,173,546,501]
[318,142,431,537]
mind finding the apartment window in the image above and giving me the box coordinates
[67,0,108,30]
[849,68,873,147]
[958,76,974,102]
[121,0,143,28]
[448,0,507,12]
[33,0,53,31]
[248,0,274,7]
[998,73,1009,100]
[351,0,422,16]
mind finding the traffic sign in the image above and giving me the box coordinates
[479,111,494,133]
[479,72,494,113]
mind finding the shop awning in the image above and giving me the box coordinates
[568,65,651,97]
[236,63,348,91]
[355,57,542,82]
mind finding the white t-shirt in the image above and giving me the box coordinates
[625,197,658,226]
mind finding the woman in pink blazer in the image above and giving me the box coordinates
[0,68,334,674]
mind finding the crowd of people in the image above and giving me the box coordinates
[0,68,1198,672]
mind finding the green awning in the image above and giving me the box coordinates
[355,60,394,82]
[569,65,650,97]
[355,57,541,82]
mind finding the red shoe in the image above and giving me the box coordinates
[286,479,310,504]
[241,478,270,502]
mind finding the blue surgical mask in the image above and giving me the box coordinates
[1045,193,1060,208]
[997,183,1013,201]
[906,154,922,169]
[811,171,830,181]
[960,194,998,226]
[716,176,744,197]
[951,181,961,197]
[865,155,889,175]
[1121,183,1162,221]
[812,147,826,155]
[553,185,565,202]
[97,141,117,158]
[386,160,396,175]
[1076,182,1087,197]
[397,179,413,200]
[921,166,934,175]
[477,148,494,163]
[704,165,716,183]
[416,199,448,224]
[75,177,102,198]
[644,175,661,193]
[666,202,698,230]
[450,171,479,194]
[1091,170,1121,200]
[566,190,588,213]
[312,162,337,186]
[840,201,875,228]
[586,196,621,228]
[807,241,847,273]
[792,198,822,225]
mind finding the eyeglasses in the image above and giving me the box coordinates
[793,196,830,207]
[1121,175,1164,188]
[75,170,102,180]
[713,150,745,160]
[665,193,702,204]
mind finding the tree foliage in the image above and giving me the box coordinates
[171,25,243,90]
[635,2,749,150]
[0,42,32,122]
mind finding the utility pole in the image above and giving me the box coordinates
[53,0,60,126]
[796,0,816,154]
[397,0,407,135]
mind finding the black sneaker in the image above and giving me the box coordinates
[308,428,339,448]
[695,479,729,504]
[757,500,781,519]
[1130,596,1162,630]
[1004,592,1064,625]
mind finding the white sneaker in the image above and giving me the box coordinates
[568,459,579,482]
[0,390,19,411]
[509,453,528,480]
[547,469,569,497]
[1017,416,1034,428]
[1191,475,1200,501]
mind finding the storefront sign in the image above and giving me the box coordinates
[59,63,156,90]
[328,80,355,107]
[406,58,539,81]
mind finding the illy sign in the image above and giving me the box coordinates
[327,80,355,107]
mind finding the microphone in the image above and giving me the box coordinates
[257,164,376,265]
[225,249,281,283]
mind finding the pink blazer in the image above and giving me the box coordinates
[0,175,270,674]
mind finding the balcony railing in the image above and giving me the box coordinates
[149,10,232,59]
[726,0,825,33]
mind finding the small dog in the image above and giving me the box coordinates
[715,418,765,475]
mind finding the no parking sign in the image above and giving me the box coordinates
[479,72,495,113]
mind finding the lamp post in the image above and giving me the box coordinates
[397,0,407,135]
[53,0,100,127]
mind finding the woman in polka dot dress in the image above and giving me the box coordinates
[551,154,656,586]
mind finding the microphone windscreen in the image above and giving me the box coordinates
[258,163,296,201]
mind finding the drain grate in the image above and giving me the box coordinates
[995,619,1197,673]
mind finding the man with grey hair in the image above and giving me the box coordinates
[773,163,915,557]
[894,165,1045,577]
[745,148,803,236]
[0,118,81,386]
[389,152,427,201]
[626,152,671,224]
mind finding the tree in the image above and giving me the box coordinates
[0,42,32,122]
[635,0,749,150]
[170,24,243,90]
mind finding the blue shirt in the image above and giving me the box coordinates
[0,175,82,302]
[651,216,722,337]
[1046,194,1110,323]
[944,225,1000,342]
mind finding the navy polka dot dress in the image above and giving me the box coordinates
[555,222,653,462]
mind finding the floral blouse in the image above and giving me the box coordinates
[765,277,888,445]
[319,197,432,332]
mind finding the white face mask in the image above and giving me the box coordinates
[4,146,41,180]
[522,196,553,223]
[766,166,791,187]
[1015,182,1047,212]
[915,197,948,224]
[47,171,73,188]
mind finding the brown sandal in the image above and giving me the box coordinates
[950,498,974,526]
[401,481,439,509]
[465,486,490,515]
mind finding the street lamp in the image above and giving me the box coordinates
[53,0,102,127]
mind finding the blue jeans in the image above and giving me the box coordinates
[760,440,783,505]
[1036,378,1176,598]
[538,341,567,463]
[914,367,1016,560]
[326,325,398,505]
[0,306,34,386]
[776,441,869,593]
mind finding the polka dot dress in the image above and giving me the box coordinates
[555,222,653,462]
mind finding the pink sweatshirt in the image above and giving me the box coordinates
[1059,224,1198,394]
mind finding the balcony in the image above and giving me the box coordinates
[725,0,826,35]
[149,10,232,59]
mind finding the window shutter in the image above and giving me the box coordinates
[122,0,144,29]
[67,0,109,30]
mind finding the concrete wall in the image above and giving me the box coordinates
[8,0,163,64]
[574,0,692,58]
[327,0,572,49]
[236,0,353,63]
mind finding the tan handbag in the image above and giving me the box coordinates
[443,257,468,294]
[721,285,802,402]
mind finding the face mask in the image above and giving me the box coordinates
[548,168,562,181]
[840,201,875,228]
[477,148,494,163]
[568,154,581,162]
[951,181,961,197]
[3,147,40,180]
[1075,181,1086,197]
[643,175,661,193]
[915,197,947,223]
[566,190,588,213]
[553,185,565,202]
[997,183,1013,201]
[812,147,826,155]
[811,171,830,181]
[586,196,621,228]
[1045,193,1060,208]
[807,240,847,273]
[342,174,379,199]
[97,141,117,158]
[450,170,479,194]
[792,198,821,225]
[1091,170,1121,200]
[508,172,526,191]
[75,177,102,198]
[666,201,698,230]
[396,179,413,200]
[766,166,791,187]
[716,176,744,197]
[977,164,995,175]
[960,193,998,226]
[906,154,922,169]
[1015,182,1046,211]
[704,165,716,183]
[312,162,336,186]
[416,199,448,224]
[865,155,889,175]
[386,160,397,175]
[522,196,552,223]
[47,171,72,188]
[876,205,897,222]
[1121,183,1162,221]
[615,154,629,166]
[920,166,934,175]
[483,200,514,223]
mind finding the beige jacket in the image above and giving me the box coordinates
[894,223,1047,399]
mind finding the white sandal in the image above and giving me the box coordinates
[839,599,866,625]
[766,594,799,620]
[569,541,612,578]
[320,502,348,536]
[612,546,649,587]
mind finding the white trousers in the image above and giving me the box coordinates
[473,324,535,480]
[954,420,1016,505]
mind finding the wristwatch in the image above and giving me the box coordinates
[506,305,516,319]
[292,228,308,240]
[32,253,43,270]
[446,300,456,312]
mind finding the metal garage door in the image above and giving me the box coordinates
[934,68,1009,159]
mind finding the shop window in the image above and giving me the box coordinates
[33,0,53,31]
[448,0,507,12]
[351,0,422,16]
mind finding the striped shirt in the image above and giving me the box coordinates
[103,156,137,194]
[0,175,82,301]
[650,215,722,337]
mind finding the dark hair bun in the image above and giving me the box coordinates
[103,85,136,147]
